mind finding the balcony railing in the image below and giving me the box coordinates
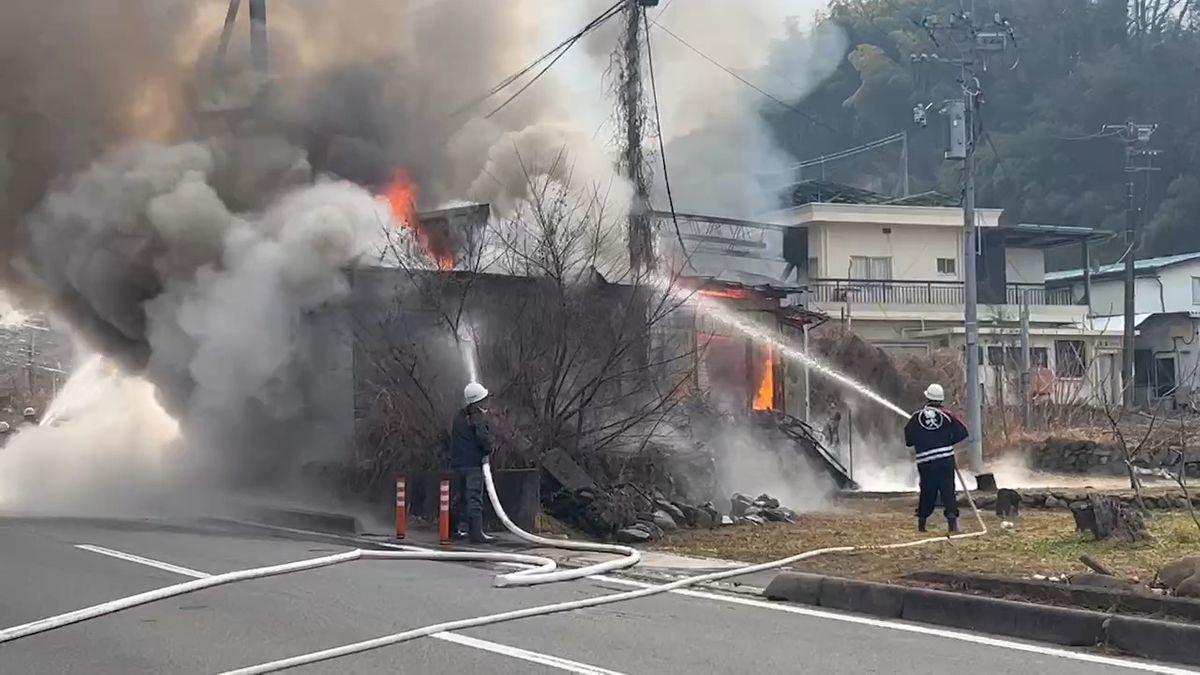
[809,279,1078,306]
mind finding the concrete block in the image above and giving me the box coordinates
[763,572,824,605]
[819,577,906,619]
[1105,615,1200,666]
[901,587,1105,646]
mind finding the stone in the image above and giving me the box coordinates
[652,509,678,531]
[1156,557,1200,591]
[1022,492,1047,507]
[744,506,763,517]
[700,503,720,529]
[743,514,766,526]
[761,508,792,523]
[730,493,753,517]
[656,500,687,524]
[615,527,652,544]
[755,494,781,509]
[1044,496,1068,509]
[720,515,734,526]
[1177,574,1200,598]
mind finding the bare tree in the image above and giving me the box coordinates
[352,150,700,493]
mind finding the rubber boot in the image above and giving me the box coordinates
[917,518,928,532]
[947,518,959,534]
[469,514,495,544]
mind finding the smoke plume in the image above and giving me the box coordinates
[0,0,847,507]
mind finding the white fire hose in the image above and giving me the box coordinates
[0,460,986,674]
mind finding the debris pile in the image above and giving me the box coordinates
[729,492,796,526]
[544,484,721,544]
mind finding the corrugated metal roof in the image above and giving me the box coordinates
[1046,251,1200,283]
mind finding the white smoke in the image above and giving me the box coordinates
[14,139,388,501]
[0,355,183,515]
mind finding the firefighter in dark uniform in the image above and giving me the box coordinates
[904,383,969,533]
[451,382,495,544]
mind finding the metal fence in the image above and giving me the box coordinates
[809,279,1077,306]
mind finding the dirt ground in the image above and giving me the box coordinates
[655,497,1200,583]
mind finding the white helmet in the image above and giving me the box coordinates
[22,407,35,417]
[0,421,9,433]
[464,382,489,405]
[923,383,945,402]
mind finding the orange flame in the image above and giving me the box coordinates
[382,169,454,269]
[698,287,750,300]
[751,346,775,411]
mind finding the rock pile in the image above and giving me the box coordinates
[729,493,796,526]
[544,485,721,544]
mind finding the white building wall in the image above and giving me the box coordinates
[809,223,960,281]
[1157,264,1200,312]
[1085,277,1165,316]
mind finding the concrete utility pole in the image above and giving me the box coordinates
[912,8,1016,490]
[620,0,655,275]
[1019,292,1032,427]
[1101,122,1158,409]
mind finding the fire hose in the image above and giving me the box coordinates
[0,461,986,674]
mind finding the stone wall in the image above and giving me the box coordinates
[1026,437,1127,475]
[972,489,1200,511]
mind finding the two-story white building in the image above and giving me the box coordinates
[1046,251,1200,407]
[657,181,1124,407]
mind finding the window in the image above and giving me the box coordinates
[849,256,893,280]
[936,257,957,275]
[1193,277,1200,305]
[986,346,1048,368]
[1054,340,1087,378]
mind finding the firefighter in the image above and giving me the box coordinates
[20,407,37,429]
[450,381,495,544]
[904,383,968,533]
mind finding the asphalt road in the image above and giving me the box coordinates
[0,516,1194,674]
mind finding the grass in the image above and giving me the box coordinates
[654,499,1200,583]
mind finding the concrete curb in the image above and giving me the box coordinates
[764,572,1200,667]
[241,508,361,535]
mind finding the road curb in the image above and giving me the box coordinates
[763,572,1200,666]
[240,508,361,535]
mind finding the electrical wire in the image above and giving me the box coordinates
[642,7,693,273]
[450,1,623,119]
[485,3,624,120]
[647,20,851,141]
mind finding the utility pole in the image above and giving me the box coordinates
[1101,122,1158,409]
[620,0,655,275]
[912,8,1016,490]
[1020,292,1032,427]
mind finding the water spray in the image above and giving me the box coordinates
[654,273,910,420]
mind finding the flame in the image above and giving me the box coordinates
[698,287,750,300]
[751,346,774,411]
[381,170,454,270]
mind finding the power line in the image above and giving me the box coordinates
[450,1,623,119]
[642,8,692,272]
[647,20,852,141]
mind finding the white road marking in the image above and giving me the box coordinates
[75,543,629,675]
[432,632,627,675]
[225,522,1199,673]
[76,545,209,579]
[593,576,1200,675]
